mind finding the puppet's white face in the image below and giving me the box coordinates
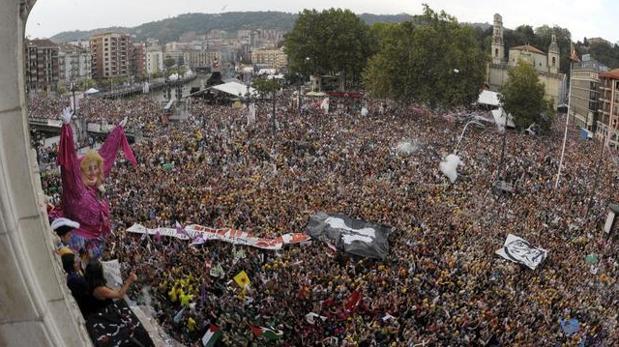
[82,160,101,187]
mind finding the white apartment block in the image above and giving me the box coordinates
[58,44,92,84]
[146,49,164,75]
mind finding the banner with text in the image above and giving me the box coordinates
[126,223,311,250]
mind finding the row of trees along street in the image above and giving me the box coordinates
[283,5,554,132]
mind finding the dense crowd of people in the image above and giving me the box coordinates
[36,90,618,346]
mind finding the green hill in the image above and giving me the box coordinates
[50,11,414,43]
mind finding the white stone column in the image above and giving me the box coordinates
[0,1,92,345]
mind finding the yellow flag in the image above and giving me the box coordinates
[233,270,251,289]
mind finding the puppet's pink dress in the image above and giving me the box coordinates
[57,123,136,258]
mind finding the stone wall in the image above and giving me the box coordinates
[488,64,564,108]
[0,1,92,345]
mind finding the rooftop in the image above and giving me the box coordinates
[510,44,545,55]
[599,68,619,80]
[27,39,58,48]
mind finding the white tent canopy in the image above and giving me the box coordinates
[84,88,99,95]
[267,74,285,80]
[477,90,501,107]
[491,107,515,128]
[258,68,276,75]
[306,91,326,97]
[208,81,257,97]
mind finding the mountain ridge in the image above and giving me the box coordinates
[49,11,417,43]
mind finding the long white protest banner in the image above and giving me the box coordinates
[126,223,311,250]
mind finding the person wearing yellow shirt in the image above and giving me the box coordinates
[180,291,194,307]
[169,285,178,303]
[187,317,197,332]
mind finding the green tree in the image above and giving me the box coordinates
[363,5,487,108]
[284,8,372,89]
[79,78,96,90]
[501,61,550,131]
[515,25,536,44]
[164,56,176,69]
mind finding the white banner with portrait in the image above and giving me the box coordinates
[495,234,547,270]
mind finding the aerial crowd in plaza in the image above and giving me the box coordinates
[30,90,618,346]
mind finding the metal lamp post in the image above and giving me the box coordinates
[454,119,484,154]
[271,88,277,136]
[297,72,302,114]
[70,82,77,116]
[299,57,311,114]
[555,59,575,189]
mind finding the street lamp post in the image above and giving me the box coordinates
[297,72,302,114]
[271,88,277,136]
[298,57,311,114]
[495,109,509,185]
[555,60,575,189]
[454,119,484,154]
[70,82,77,116]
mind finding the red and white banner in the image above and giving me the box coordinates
[126,223,311,250]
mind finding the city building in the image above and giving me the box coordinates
[68,40,90,49]
[255,29,285,48]
[58,43,91,85]
[595,69,619,145]
[184,50,211,69]
[250,47,287,70]
[146,47,164,75]
[130,42,146,78]
[568,56,608,131]
[25,39,59,93]
[90,32,131,79]
[237,30,256,47]
[164,50,185,66]
[487,14,566,108]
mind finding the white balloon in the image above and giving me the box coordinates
[439,154,463,183]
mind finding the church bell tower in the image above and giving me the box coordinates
[548,34,560,74]
[491,14,505,64]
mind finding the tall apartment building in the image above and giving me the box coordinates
[90,32,131,79]
[250,47,287,70]
[130,42,146,78]
[184,50,211,69]
[146,47,164,75]
[25,39,59,93]
[569,57,608,131]
[254,29,285,49]
[58,43,91,85]
[596,69,619,145]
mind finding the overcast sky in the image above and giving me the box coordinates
[26,0,618,43]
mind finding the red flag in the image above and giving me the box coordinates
[250,325,263,337]
[344,291,361,313]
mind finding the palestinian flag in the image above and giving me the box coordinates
[202,324,222,347]
[250,325,283,340]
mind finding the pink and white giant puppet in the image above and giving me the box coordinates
[57,107,137,259]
